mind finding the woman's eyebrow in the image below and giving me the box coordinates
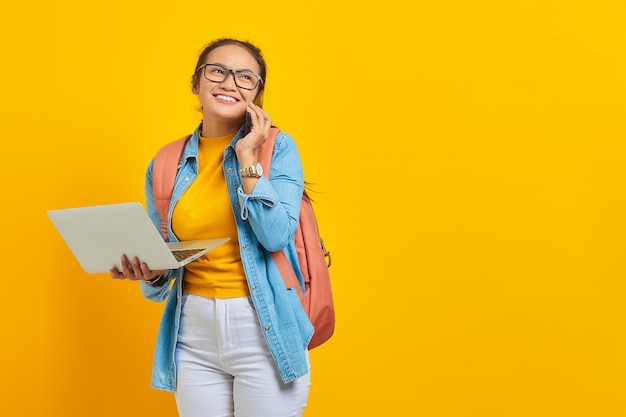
[209,62,257,72]
[233,67,257,73]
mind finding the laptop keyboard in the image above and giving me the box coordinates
[172,248,205,262]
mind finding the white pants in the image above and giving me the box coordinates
[174,294,310,417]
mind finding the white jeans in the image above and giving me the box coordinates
[174,294,310,417]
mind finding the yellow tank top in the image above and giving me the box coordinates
[171,132,249,298]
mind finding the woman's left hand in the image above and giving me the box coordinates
[236,103,272,155]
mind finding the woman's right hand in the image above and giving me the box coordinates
[109,254,165,282]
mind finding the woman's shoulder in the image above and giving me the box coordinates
[272,127,296,148]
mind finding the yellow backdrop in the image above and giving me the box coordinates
[2,0,625,416]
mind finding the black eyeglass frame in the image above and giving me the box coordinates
[197,63,263,90]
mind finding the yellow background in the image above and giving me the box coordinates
[2,0,625,416]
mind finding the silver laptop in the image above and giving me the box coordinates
[48,202,230,274]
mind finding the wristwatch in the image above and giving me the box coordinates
[240,162,263,178]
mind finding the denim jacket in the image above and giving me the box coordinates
[139,124,314,391]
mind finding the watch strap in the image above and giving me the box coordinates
[240,164,260,178]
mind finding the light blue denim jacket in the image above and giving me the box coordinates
[139,124,314,392]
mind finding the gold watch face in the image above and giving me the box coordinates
[254,162,263,177]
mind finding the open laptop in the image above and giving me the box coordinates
[48,202,230,274]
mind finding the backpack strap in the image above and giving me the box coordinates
[259,128,305,296]
[152,134,191,240]
[258,127,279,178]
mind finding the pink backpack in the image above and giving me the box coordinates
[152,128,335,349]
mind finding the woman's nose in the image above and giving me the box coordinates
[220,71,237,89]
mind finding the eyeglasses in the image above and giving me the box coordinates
[197,63,263,90]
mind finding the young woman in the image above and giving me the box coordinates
[110,38,312,417]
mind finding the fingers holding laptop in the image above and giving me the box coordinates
[110,254,165,282]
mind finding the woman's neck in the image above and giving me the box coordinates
[201,117,241,138]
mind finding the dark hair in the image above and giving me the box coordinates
[191,38,267,106]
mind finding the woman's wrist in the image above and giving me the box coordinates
[145,271,165,285]
[236,151,255,168]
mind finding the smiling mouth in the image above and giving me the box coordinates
[215,94,238,103]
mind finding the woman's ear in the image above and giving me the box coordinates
[191,76,199,94]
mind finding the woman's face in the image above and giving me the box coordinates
[194,44,261,127]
